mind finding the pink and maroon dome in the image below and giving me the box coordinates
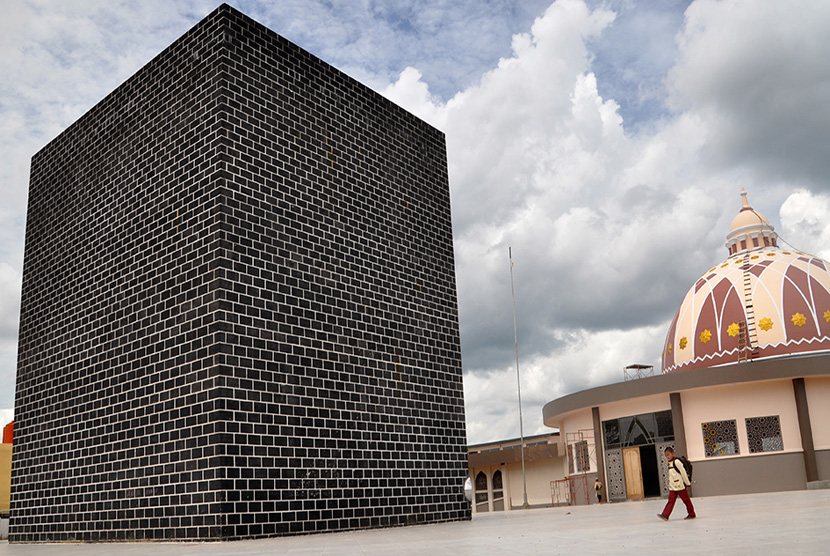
[662,190,830,373]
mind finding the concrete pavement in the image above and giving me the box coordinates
[1,489,828,555]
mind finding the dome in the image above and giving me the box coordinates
[662,190,830,373]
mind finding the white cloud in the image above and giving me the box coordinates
[5,0,830,446]
[0,264,21,340]
[668,0,830,184]
[384,1,725,380]
[0,409,12,430]
[0,265,21,420]
[381,67,448,129]
[465,323,667,441]
[388,0,830,443]
[780,190,830,260]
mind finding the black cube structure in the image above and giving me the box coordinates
[11,4,468,542]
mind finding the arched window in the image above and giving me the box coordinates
[474,471,489,513]
[625,417,653,446]
[492,470,504,511]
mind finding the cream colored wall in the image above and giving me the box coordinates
[560,409,594,436]
[504,457,567,507]
[560,409,598,474]
[805,377,830,450]
[680,380,801,461]
[470,455,567,512]
[598,393,671,421]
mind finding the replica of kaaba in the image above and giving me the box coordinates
[12,4,468,542]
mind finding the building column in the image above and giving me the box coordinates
[592,406,605,500]
[670,393,688,457]
[793,378,819,483]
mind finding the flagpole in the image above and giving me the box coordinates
[509,246,529,509]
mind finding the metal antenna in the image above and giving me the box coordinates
[509,247,529,509]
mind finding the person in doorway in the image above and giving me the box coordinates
[658,447,696,521]
[594,479,604,504]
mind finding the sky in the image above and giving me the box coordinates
[2,0,830,445]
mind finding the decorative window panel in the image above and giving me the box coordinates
[492,470,503,490]
[567,444,575,474]
[657,441,676,497]
[575,440,590,472]
[746,415,783,453]
[702,419,740,457]
[604,448,626,501]
[474,471,489,505]
[475,471,488,491]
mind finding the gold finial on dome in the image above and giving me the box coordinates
[725,188,777,256]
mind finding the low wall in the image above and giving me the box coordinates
[691,451,807,497]
[816,449,830,481]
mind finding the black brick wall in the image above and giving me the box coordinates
[11,4,469,542]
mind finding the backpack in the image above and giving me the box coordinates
[673,455,693,481]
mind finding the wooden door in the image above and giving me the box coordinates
[623,447,644,500]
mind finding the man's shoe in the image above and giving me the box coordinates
[658,514,668,521]
[684,515,696,520]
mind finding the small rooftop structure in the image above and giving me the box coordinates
[623,364,654,381]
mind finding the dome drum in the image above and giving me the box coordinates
[726,229,778,256]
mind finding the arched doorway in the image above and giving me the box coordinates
[603,410,675,502]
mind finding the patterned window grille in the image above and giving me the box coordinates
[567,444,575,474]
[702,419,740,457]
[746,415,783,453]
[492,470,505,511]
[475,471,489,506]
[575,440,590,472]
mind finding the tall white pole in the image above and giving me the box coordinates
[509,247,529,509]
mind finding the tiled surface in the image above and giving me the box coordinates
[13,3,467,542]
[2,490,829,554]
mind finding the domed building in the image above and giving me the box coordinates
[543,190,830,504]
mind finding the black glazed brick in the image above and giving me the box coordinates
[10,3,469,543]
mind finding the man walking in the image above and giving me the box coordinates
[658,447,696,521]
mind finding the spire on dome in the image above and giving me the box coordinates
[725,189,777,256]
[740,187,751,211]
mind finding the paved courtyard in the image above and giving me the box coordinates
[1,489,828,555]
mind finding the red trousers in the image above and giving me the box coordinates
[661,487,695,518]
